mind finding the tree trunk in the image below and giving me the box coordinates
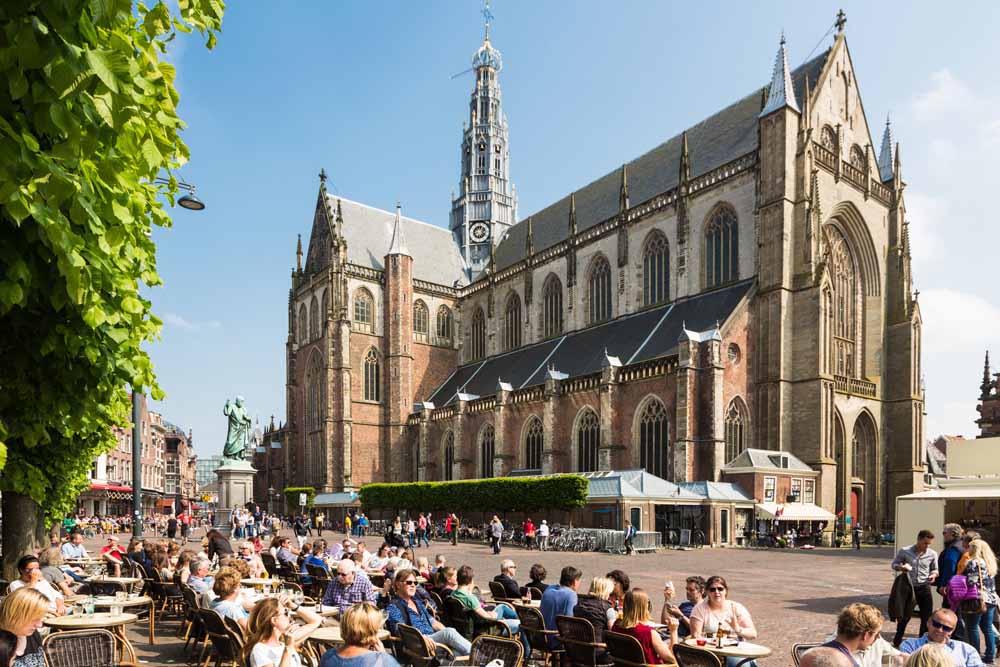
[2,492,42,580]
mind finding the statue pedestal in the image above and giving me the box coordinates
[214,459,256,538]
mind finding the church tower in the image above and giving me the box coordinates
[450,6,517,276]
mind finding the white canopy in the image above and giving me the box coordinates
[755,502,836,522]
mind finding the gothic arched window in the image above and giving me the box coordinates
[471,307,486,360]
[298,304,308,345]
[820,125,838,152]
[319,290,328,336]
[642,232,670,306]
[705,206,738,288]
[354,289,374,333]
[437,306,453,344]
[638,399,670,479]
[588,255,612,324]
[524,417,543,471]
[479,424,495,478]
[309,295,320,340]
[849,144,866,169]
[413,300,429,342]
[443,431,455,482]
[577,409,600,472]
[725,397,749,463]
[503,292,521,351]
[305,354,325,485]
[542,275,563,339]
[829,227,858,377]
[363,348,380,402]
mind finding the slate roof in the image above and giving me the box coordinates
[493,49,831,272]
[583,470,704,501]
[724,448,815,473]
[325,196,468,287]
[679,481,755,503]
[425,278,753,405]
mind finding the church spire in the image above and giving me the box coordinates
[619,164,629,212]
[801,77,812,129]
[760,33,800,117]
[295,234,303,272]
[387,202,409,256]
[878,115,895,182]
[982,351,994,399]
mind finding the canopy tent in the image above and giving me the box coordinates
[755,501,835,522]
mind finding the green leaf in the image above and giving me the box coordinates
[85,49,119,93]
[121,296,143,314]
[141,138,162,170]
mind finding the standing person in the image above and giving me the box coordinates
[179,510,192,542]
[344,513,352,536]
[167,513,178,540]
[315,512,324,537]
[853,524,863,550]
[489,515,503,555]
[243,596,322,667]
[892,530,939,647]
[206,528,234,563]
[405,518,416,549]
[537,520,550,551]
[962,539,997,664]
[541,566,582,648]
[938,524,965,601]
[449,514,459,546]
[523,518,536,551]
[359,514,369,537]
[623,520,637,556]
[293,515,309,550]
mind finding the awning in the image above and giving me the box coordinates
[90,484,132,492]
[755,502,836,522]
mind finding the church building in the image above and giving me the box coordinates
[268,13,924,533]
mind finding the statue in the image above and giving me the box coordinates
[222,396,253,461]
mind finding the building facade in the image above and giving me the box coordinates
[280,17,924,532]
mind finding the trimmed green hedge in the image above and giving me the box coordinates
[359,475,588,513]
[284,486,317,509]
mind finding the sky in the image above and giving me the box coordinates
[147,1,1000,458]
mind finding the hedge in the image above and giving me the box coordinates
[359,475,589,513]
[283,486,317,510]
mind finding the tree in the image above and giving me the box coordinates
[0,1,223,577]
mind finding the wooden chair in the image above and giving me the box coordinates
[672,644,720,667]
[556,615,612,667]
[260,552,278,577]
[179,583,205,652]
[489,580,516,603]
[305,563,331,599]
[42,628,139,667]
[515,604,563,667]
[397,623,459,667]
[791,642,823,667]
[197,608,244,667]
[442,597,510,640]
[469,634,524,667]
[527,586,544,600]
[605,631,662,667]
[428,590,444,610]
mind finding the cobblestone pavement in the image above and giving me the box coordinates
[73,529,901,666]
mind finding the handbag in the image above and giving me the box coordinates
[958,561,988,614]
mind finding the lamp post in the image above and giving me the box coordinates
[132,178,206,539]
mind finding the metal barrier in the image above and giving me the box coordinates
[547,527,661,553]
[632,531,662,552]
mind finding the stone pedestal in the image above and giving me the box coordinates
[214,459,256,537]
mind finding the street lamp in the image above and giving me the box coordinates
[132,179,206,539]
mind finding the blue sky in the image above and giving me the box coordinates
[149,1,1000,457]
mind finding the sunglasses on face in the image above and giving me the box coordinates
[708,587,726,593]
[337,572,351,578]
[402,580,417,586]
[931,620,954,632]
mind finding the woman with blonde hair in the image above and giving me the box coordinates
[574,576,617,656]
[611,589,678,664]
[963,539,997,664]
[243,596,321,667]
[319,602,399,667]
[0,588,50,667]
[905,643,952,667]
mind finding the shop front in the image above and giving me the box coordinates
[754,501,836,546]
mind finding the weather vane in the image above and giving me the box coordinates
[482,0,494,39]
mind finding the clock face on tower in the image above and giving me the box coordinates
[470,222,490,243]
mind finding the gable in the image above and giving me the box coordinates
[304,193,332,275]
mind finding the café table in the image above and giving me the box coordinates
[44,612,139,662]
[86,575,142,586]
[682,637,772,667]
[90,595,156,644]
[308,625,391,645]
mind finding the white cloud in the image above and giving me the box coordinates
[904,191,946,262]
[984,118,1000,144]
[920,288,1000,438]
[163,312,221,331]
[911,69,974,122]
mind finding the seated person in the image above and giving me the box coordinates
[60,532,88,561]
[689,576,757,642]
[386,569,470,656]
[126,538,153,572]
[492,560,521,600]
[435,566,457,602]
[319,602,401,667]
[188,558,216,604]
[321,559,377,614]
[238,542,268,579]
[8,555,66,616]
[37,548,76,597]
[541,566,581,648]
[450,565,520,634]
[367,544,391,572]
[662,576,704,637]
[900,608,982,667]
[612,589,678,665]
[244,596,322,667]
[573,576,617,649]
[100,536,127,576]
[524,563,548,598]
[430,554,446,576]
[210,570,251,632]
[275,538,299,570]
[821,603,904,667]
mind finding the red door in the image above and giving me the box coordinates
[850,490,860,526]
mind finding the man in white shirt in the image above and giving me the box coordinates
[8,555,65,615]
[537,520,550,551]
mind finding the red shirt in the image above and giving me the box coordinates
[101,545,126,562]
[612,621,661,664]
[524,521,535,537]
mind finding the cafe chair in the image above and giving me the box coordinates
[198,608,244,667]
[527,586,544,600]
[260,552,278,577]
[515,604,562,667]
[488,581,517,603]
[556,615,612,667]
[469,634,524,667]
[791,642,823,667]
[42,628,139,667]
[305,563,331,599]
[397,623,458,667]
[442,597,509,640]
[672,643,719,667]
[605,631,669,667]
[179,583,205,651]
